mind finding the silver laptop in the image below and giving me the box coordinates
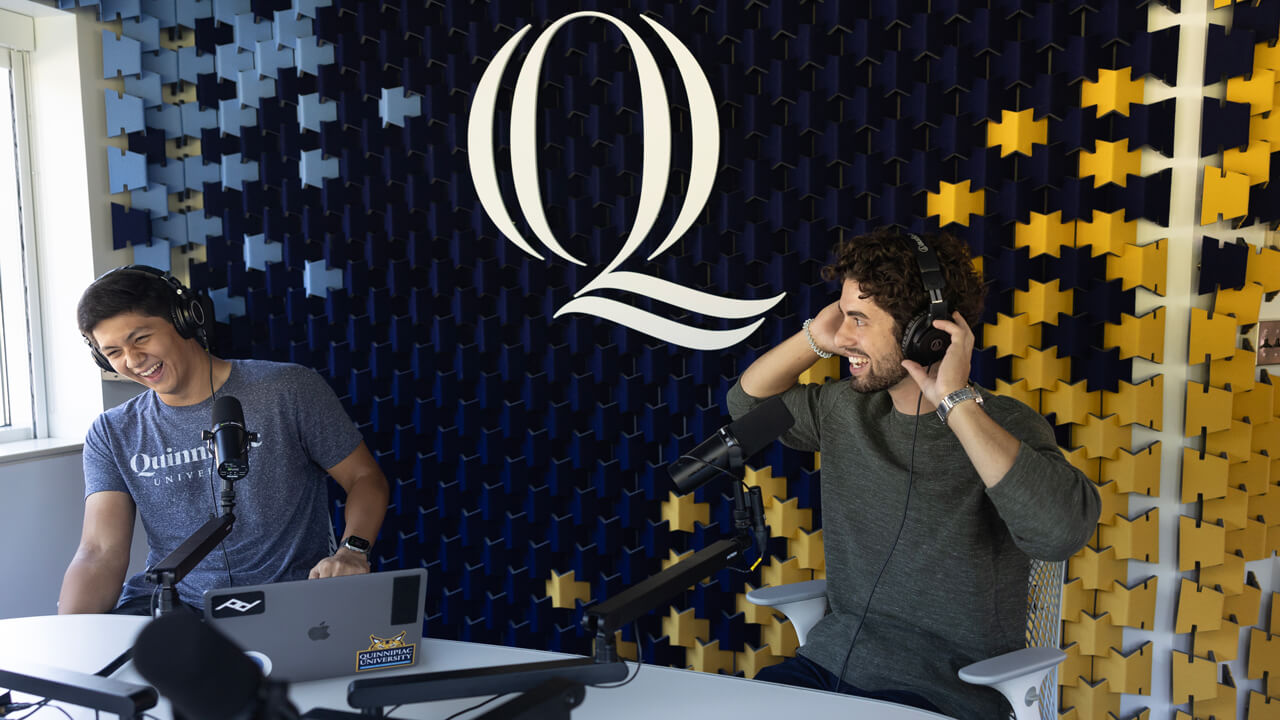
[203,568,428,682]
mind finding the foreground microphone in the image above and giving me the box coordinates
[206,395,251,481]
[133,613,298,720]
[669,396,795,495]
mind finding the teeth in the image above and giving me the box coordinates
[138,362,162,378]
[850,357,869,368]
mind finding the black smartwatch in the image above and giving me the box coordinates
[340,535,372,555]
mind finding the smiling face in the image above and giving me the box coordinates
[90,312,208,405]
[833,279,910,394]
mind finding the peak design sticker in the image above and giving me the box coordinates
[355,631,416,672]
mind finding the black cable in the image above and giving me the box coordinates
[8,699,74,720]
[590,658,641,689]
[440,693,507,719]
[833,387,925,690]
[148,582,161,618]
[203,348,233,589]
[589,622,643,689]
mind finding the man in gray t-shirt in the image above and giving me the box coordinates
[730,228,1099,720]
[59,266,390,615]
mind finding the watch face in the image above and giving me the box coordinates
[343,536,371,553]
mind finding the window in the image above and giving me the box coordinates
[0,45,43,443]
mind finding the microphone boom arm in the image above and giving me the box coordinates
[143,512,235,616]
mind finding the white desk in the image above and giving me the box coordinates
[0,615,954,719]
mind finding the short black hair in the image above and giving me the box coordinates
[77,268,176,339]
[821,226,986,336]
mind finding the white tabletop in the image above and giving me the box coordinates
[0,615,953,719]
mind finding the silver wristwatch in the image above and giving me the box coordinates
[936,385,984,425]
[340,535,372,555]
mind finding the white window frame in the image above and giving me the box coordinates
[0,37,48,444]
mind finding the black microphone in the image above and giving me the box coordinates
[669,396,795,495]
[133,613,299,720]
[206,395,252,482]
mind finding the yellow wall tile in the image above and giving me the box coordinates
[983,312,1039,358]
[1080,140,1142,188]
[1101,442,1161,496]
[1186,381,1237,436]
[1212,350,1258,393]
[1061,678,1122,719]
[1200,552,1246,596]
[1099,507,1159,562]
[1202,167,1251,224]
[1015,211,1075,259]
[1103,375,1163,428]
[1069,544,1128,591]
[1182,447,1230,502]
[1095,642,1153,695]
[1106,239,1168,295]
[1012,347,1073,391]
[1105,308,1167,363]
[1097,576,1158,630]
[1014,278,1074,324]
[1171,650,1221,705]
[1215,283,1266,326]
[1077,210,1136,257]
[1190,308,1243,363]
[926,180,984,227]
[1072,413,1133,460]
[1045,378,1101,426]
[987,108,1049,157]
[1176,577,1225,634]
[1225,578,1262,626]
[1226,518,1269,561]
[1081,67,1146,117]
[1179,516,1227,573]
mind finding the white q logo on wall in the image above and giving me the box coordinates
[468,12,785,351]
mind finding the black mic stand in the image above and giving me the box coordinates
[144,510,235,617]
[344,445,770,715]
[583,444,768,663]
[144,432,253,617]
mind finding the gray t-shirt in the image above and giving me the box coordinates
[83,359,365,609]
[727,379,1099,720]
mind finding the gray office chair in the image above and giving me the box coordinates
[746,558,1067,720]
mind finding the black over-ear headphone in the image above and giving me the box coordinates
[85,265,214,373]
[900,232,951,366]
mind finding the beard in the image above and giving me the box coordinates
[847,346,909,394]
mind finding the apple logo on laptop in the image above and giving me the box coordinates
[308,621,330,641]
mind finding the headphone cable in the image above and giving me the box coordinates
[203,339,233,590]
[832,385,925,690]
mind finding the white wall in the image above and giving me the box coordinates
[26,6,131,441]
[0,449,148,618]
[1119,4,1277,719]
[0,1,147,619]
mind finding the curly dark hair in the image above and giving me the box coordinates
[77,267,177,338]
[820,227,986,337]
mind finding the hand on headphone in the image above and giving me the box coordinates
[900,311,975,407]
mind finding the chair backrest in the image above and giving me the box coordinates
[1024,558,1066,720]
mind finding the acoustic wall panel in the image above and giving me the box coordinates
[62,0,1254,715]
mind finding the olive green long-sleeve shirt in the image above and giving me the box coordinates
[728,379,1099,720]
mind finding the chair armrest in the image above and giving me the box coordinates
[745,579,828,607]
[957,646,1065,685]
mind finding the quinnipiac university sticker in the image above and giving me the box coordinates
[355,632,417,672]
